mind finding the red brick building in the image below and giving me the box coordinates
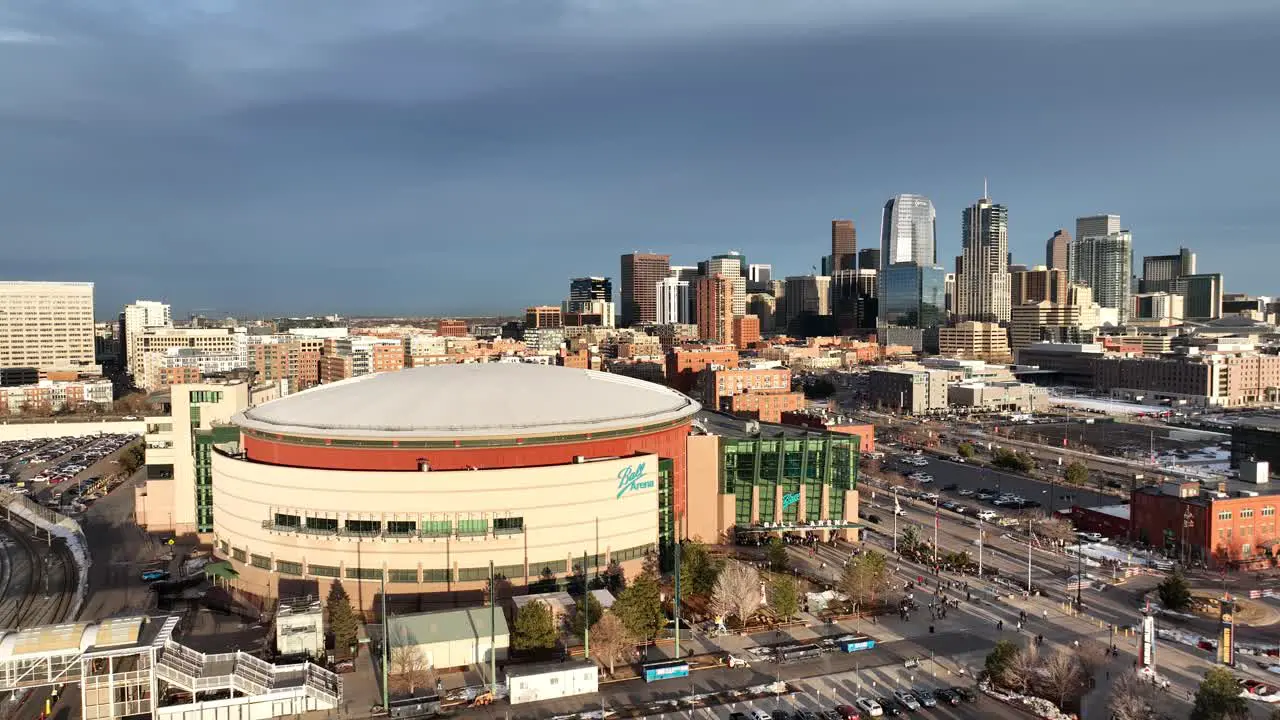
[1130,482,1280,569]
[779,412,876,453]
[437,319,469,337]
[665,346,738,393]
[733,315,761,349]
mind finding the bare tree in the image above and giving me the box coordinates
[1001,642,1040,695]
[388,631,433,695]
[1109,671,1156,720]
[588,613,634,677]
[1040,648,1087,710]
[1076,640,1109,679]
[710,560,763,626]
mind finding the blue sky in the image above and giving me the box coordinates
[2,1,1278,319]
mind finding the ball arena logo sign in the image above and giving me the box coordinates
[782,492,801,509]
[616,463,655,498]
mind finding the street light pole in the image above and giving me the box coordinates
[977,517,984,578]
[933,495,940,577]
[1076,534,1084,609]
[1183,507,1194,567]
[1026,518,1033,594]
[892,486,899,554]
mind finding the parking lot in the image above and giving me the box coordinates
[0,433,140,516]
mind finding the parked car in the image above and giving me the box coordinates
[892,691,920,711]
[853,697,883,717]
[951,686,977,702]
[934,688,960,706]
[913,689,936,708]
[876,697,902,716]
[833,705,860,720]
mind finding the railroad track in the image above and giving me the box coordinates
[0,518,76,630]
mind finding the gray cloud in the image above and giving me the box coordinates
[2,0,1278,316]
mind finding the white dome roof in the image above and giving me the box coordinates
[236,364,700,438]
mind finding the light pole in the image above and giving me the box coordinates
[892,486,900,554]
[1183,507,1194,566]
[933,495,940,578]
[977,517,984,578]
[1026,518,1033,594]
[1075,533,1084,610]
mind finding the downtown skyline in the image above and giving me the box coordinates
[1,1,1278,318]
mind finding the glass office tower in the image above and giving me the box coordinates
[880,264,947,329]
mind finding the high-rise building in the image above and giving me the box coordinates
[1009,301,1088,351]
[1141,247,1197,293]
[1011,266,1070,306]
[701,253,748,317]
[747,264,773,292]
[0,281,96,372]
[656,277,693,324]
[880,194,936,271]
[121,300,173,379]
[620,253,670,326]
[524,305,563,329]
[1131,292,1186,322]
[746,294,778,333]
[956,196,1011,322]
[1171,273,1223,320]
[780,275,832,331]
[1069,231,1134,323]
[831,219,857,273]
[1046,229,1071,271]
[830,269,862,335]
[568,276,612,303]
[880,265,947,329]
[1075,214,1121,243]
[858,248,881,273]
[695,275,735,345]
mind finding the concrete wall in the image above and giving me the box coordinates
[0,419,145,441]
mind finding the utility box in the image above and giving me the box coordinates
[507,660,598,705]
[1240,460,1271,485]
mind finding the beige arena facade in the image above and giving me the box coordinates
[209,364,701,610]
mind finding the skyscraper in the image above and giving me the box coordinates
[880,265,948,329]
[747,264,773,292]
[857,248,881,273]
[1068,231,1134,323]
[121,299,173,378]
[701,253,747,316]
[568,277,612,302]
[656,277,693,325]
[831,219,857,273]
[1141,247,1197,293]
[780,275,832,331]
[1046,229,1070,271]
[0,281,96,372]
[1010,267,1070,306]
[1075,214,1121,243]
[1170,273,1223,320]
[956,195,1011,322]
[880,194,937,271]
[620,253,670,326]
[695,274,735,345]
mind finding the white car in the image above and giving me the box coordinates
[893,690,921,711]
[958,488,975,496]
[749,711,773,720]
[977,510,999,521]
[854,697,884,717]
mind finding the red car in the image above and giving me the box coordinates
[833,706,861,720]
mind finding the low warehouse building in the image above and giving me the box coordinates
[387,607,509,671]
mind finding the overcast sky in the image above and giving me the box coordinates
[3,1,1278,318]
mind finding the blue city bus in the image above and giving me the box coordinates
[642,660,690,683]
[840,636,876,653]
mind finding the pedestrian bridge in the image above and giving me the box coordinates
[0,615,341,719]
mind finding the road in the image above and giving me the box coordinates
[77,467,159,621]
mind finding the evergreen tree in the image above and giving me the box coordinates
[326,582,360,656]
[769,575,799,620]
[1157,571,1192,612]
[613,571,666,641]
[569,593,604,638]
[679,539,720,596]
[512,601,558,651]
[1191,666,1249,720]
[766,537,790,572]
